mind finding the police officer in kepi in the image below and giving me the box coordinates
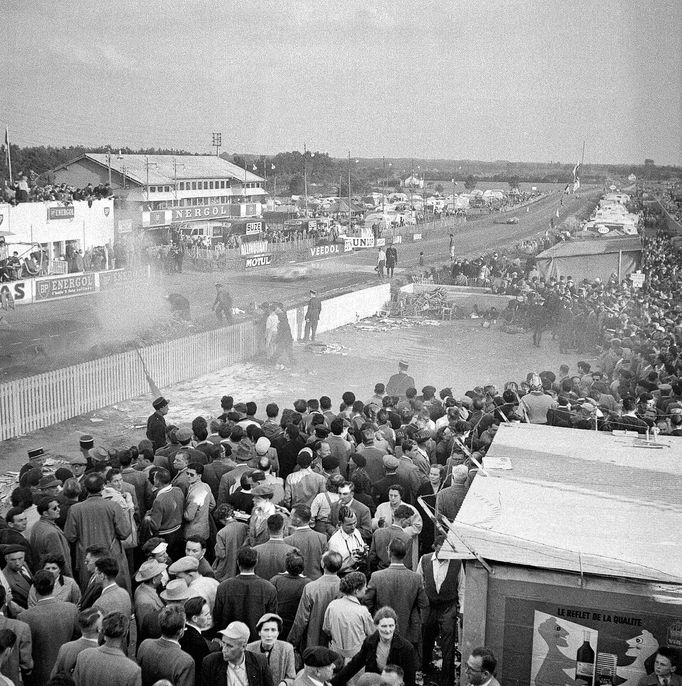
[146,396,169,451]
[303,289,322,342]
[213,283,233,323]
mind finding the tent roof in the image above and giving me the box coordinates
[452,424,682,583]
[536,236,641,259]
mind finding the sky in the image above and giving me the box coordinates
[1,0,681,165]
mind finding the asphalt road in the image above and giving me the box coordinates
[0,188,598,381]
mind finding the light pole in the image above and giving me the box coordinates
[303,144,309,217]
[212,132,222,157]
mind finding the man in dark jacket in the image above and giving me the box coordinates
[303,290,322,342]
[146,396,169,451]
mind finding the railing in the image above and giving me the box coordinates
[0,320,256,442]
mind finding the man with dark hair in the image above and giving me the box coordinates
[72,611,141,686]
[269,551,310,639]
[78,544,108,610]
[137,605,195,686]
[284,505,327,580]
[185,535,215,579]
[183,462,215,541]
[638,647,681,686]
[288,551,342,651]
[18,569,79,686]
[0,509,32,563]
[64,474,131,591]
[465,647,499,686]
[284,450,327,508]
[31,496,72,576]
[369,504,416,571]
[253,514,297,581]
[93,557,131,621]
[0,546,33,610]
[50,608,102,678]
[144,467,185,559]
[364,537,428,651]
[0,585,33,686]
[213,546,278,641]
[119,448,154,516]
[329,482,372,543]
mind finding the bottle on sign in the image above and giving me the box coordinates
[576,631,595,686]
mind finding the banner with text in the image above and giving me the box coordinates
[35,274,96,300]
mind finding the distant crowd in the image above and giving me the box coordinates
[2,175,113,205]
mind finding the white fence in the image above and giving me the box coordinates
[0,284,391,442]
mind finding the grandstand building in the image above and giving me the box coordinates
[52,153,265,237]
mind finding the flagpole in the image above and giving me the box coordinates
[4,126,12,184]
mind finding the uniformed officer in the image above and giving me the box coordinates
[304,289,322,342]
[386,360,415,399]
[147,396,169,451]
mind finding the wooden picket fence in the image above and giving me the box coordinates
[0,320,257,442]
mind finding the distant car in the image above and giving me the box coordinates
[507,216,519,224]
[493,216,520,225]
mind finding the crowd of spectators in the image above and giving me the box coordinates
[2,175,113,206]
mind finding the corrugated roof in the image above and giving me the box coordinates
[85,154,263,185]
[452,424,682,583]
[536,236,641,258]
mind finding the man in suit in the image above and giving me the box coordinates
[213,546,277,641]
[465,647,501,686]
[294,646,341,686]
[417,535,465,686]
[30,496,73,575]
[18,570,79,686]
[134,559,166,643]
[180,596,214,686]
[287,551,342,651]
[253,514,297,581]
[50,608,102,679]
[119,449,154,516]
[283,504,327,580]
[78,544,107,609]
[637,648,682,686]
[202,621,274,686]
[137,605,195,686]
[329,482,372,543]
[0,586,33,686]
[363,538,428,651]
[72,611,141,686]
[92,557,131,621]
[284,450,327,508]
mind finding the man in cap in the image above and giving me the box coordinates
[168,555,219,611]
[386,361,415,400]
[134,559,166,643]
[213,283,234,323]
[248,483,282,546]
[68,453,89,495]
[78,436,94,462]
[303,290,322,342]
[294,647,341,686]
[203,620,274,686]
[147,397,170,452]
[0,545,33,610]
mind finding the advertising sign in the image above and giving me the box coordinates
[35,274,96,300]
[143,203,245,227]
[502,598,682,686]
[412,233,423,241]
[344,239,354,252]
[391,235,402,244]
[0,281,27,303]
[117,219,133,234]
[630,272,645,289]
[47,206,75,221]
[349,236,375,248]
[376,238,386,247]
[244,254,273,268]
[309,244,340,258]
[99,269,137,289]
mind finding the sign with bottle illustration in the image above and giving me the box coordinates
[503,598,682,686]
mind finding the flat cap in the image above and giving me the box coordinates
[168,556,200,574]
[255,613,283,632]
[251,484,274,498]
[255,437,271,455]
[382,455,399,470]
[70,454,88,465]
[37,476,60,489]
[302,647,341,668]
[0,544,26,556]
[175,427,192,442]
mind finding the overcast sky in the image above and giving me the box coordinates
[2,0,680,165]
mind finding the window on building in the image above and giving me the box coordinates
[192,182,197,190]
[149,186,156,192]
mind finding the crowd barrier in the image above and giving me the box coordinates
[0,284,391,441]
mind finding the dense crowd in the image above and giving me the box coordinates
[1,325,680,686]
[1,176,113,205]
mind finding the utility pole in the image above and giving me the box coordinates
[212,132,222,157]
[145,156,159,202]
[303,143,309,217]
[106,147,112,186]
[348,151,352,230]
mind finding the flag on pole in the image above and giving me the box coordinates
[252,164,257,171]
[572,161,581,192]
[271,164,275,170]
[4,126,12,184]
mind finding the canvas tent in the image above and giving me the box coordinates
[535,236,641,282]
[451,424,682,686]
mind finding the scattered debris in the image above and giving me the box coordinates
[308,342,349,355]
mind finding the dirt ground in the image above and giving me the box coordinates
[0,316,594,469]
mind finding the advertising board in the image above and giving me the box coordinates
[99,269,138,289]
[35,274,96,300]
[244,254,273,268]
